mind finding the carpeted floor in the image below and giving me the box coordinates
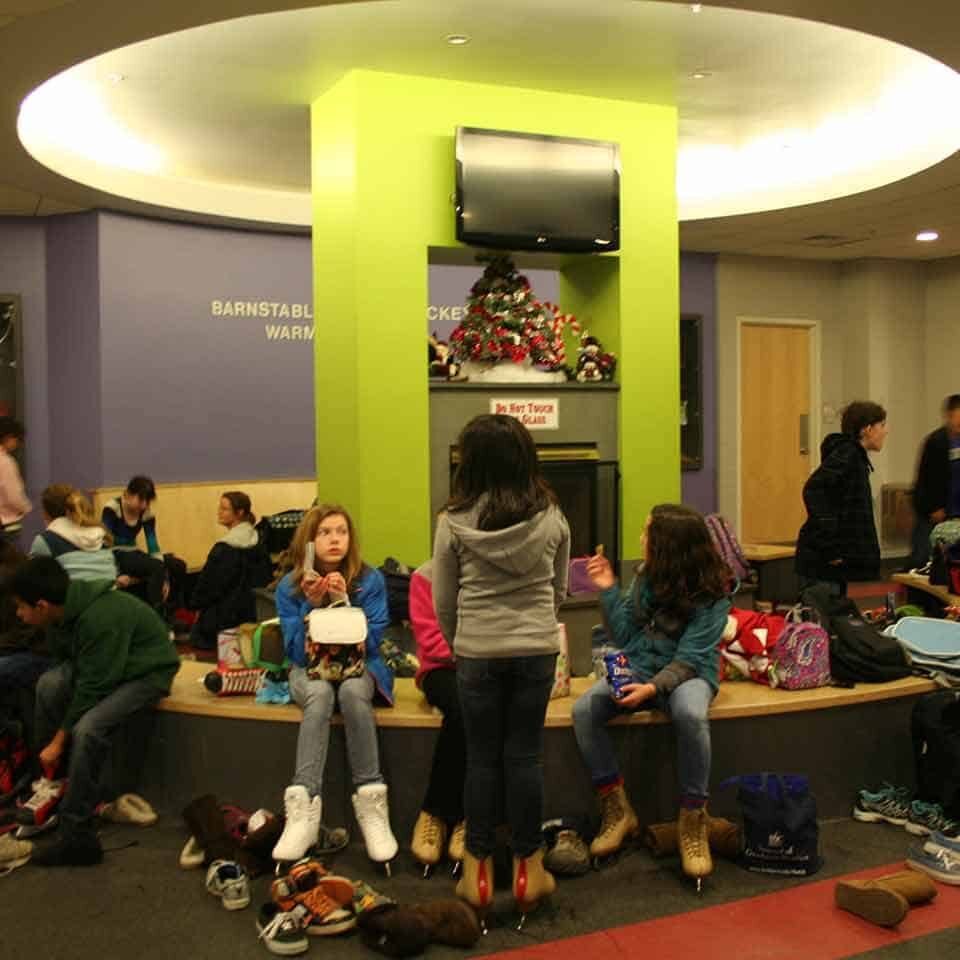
[5,814,959,960]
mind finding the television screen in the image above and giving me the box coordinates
[455,127,620,254]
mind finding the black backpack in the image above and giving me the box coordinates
[379,557,413,625]
[912,691,960,820]
[802,587,911,686]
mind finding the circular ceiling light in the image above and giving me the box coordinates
[690,4,703,12]
[690,70,711,79]
[916,230,939,242]
[445,34,470,46]
[106,73,125,84]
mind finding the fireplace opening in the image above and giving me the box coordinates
[449,442,620,572]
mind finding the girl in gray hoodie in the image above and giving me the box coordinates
[432,414,569,924]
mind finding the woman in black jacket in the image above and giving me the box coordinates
[190,491,272,649]
[796,402,888,597]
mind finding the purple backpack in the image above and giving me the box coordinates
[705,514,752,582]
[771,608,832,690]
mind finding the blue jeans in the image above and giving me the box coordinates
[0,651,52,693]
[572,677,714,801]
[35,663,164,842]
[289,667,382,796]
[457,654,557,859]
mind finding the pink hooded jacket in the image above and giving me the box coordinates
[410,562,454,687]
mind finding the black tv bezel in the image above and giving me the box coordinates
[454,126,621,254]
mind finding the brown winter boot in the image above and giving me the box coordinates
[590,784,640,858]
[835,870,938,928]
[414,898,482,947]
[644,815,741,860]
[512,849,556,926]
[678,806,714,888]
[411,811,448,873]
[455,850,494,927]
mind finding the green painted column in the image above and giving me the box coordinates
[311,70,677,565]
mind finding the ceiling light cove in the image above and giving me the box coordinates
[13,0,960,226]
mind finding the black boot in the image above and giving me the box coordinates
[32,832,103,867]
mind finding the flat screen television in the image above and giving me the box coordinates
[455,127,620,254]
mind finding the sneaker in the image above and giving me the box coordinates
[206,860,251,910]
[97,793,158,826]
[924,831,960,859]
[0,833,32,875]
[256,902,310,956]
[544,829,591,876]
[906,845,960,885]
[272,786,321,862]
[352,784,398,868]
[853,784,912,826]
[906,800,960,838]
[31,833,103,868]
[15,777,66,836]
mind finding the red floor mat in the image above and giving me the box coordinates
[488,863,960,960]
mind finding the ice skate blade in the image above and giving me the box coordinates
[422,863,433,880]
[517,913,527,932]
[451,860,462,878]
[383,860,392,878]
[696,877,703,893]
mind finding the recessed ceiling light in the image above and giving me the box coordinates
[916,230,939,242]
[690,3,703,12]
[106,73,125,84]
[690,71,712,80]
[446,34,470,46]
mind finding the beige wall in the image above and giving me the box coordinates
[716,254,942,539]
[925,258,960,418]
[715,255,844,526]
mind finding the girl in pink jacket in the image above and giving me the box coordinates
[409,560,466,875]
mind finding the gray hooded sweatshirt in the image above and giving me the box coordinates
[432,503,570,659]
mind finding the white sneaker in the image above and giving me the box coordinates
[273,786,321,862]
[205,859,251,910]
[352,783,398,868]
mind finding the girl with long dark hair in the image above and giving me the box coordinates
[432,414,570,924]
[572,504,731,886]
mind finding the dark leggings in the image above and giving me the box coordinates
[114,550,167,607]
[420,668,467,823]
[457,654,556,859]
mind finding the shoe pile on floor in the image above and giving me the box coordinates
[837,782,960,928]
[181,793,481,956]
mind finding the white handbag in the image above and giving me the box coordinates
[307,602,368,646]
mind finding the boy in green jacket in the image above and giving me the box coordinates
[12,557,179,866]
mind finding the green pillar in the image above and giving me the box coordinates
[311,70,677,564]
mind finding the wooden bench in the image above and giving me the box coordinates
[160,660,936,728]
[892,572,960,608]
[92,478,317,571]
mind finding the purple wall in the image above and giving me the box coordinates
[97,213,315,483]
[0,219,49,540]
[46,213,102,492]
[680,252,717,514]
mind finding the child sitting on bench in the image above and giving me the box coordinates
[572,504,730,887]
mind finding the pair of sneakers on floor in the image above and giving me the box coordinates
[854,784,960,839]
[273,783,398,871]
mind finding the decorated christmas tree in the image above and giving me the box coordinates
[449,255,580,370]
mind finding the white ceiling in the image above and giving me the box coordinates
[2,0,960,259]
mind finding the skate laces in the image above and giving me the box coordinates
[599,791,624,837]
[681,810,709,858]
[421,815,442,846]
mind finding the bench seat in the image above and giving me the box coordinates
[159,660,937,728]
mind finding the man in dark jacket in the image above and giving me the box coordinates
[12,557,179,866]
[910,394,960,568]
[796,402,888,597]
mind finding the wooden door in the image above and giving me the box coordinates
[740,323,811,544]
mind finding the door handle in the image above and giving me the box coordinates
[799,414,810,456]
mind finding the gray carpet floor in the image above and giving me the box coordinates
[4,816,958,960]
